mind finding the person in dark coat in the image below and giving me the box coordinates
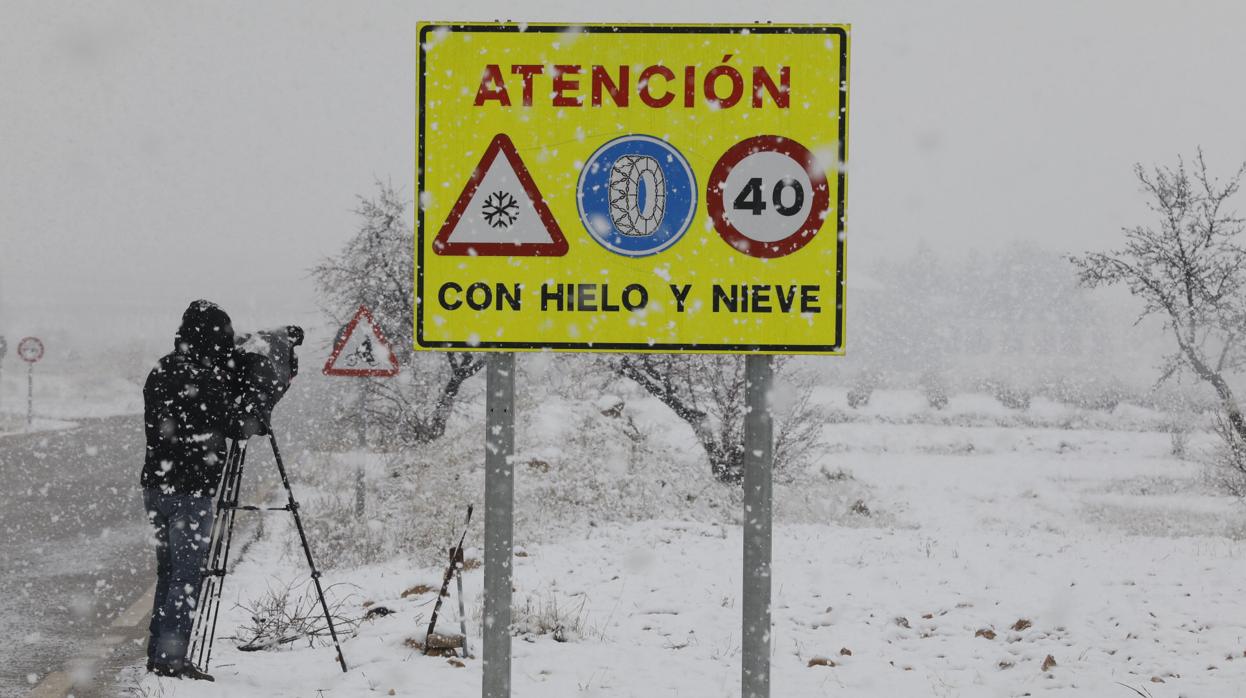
[141,300,255,681]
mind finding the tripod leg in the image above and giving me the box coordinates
[268,432,349,673]
[189,439,248,670]
[202,439,248,671]
[188,441,238,665]
[191,441,238,667]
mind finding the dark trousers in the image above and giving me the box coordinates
[143,488,214,668]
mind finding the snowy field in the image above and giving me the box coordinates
[128,389,1246,698]
[0,364,142,436]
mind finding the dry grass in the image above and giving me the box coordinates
[229,578,361,652]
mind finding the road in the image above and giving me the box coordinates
[0,377,331,697]
[0,415,151,697]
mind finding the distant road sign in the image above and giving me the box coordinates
[323,306,400,377]
[17,337,43,364]
[416,23,850,354]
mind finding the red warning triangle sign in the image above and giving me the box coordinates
[322,305,400,377]
[433,133,568,256]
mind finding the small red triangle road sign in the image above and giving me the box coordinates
[433,133,569,257]
[323,305,400,377]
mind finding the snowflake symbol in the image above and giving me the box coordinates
[481,190,520,228]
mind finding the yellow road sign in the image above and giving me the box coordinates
[416,23,849,354]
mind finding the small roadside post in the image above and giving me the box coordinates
[415,22,849,698]
[17,336,44,428]
[0,335,7,412]
[323,306,400,518]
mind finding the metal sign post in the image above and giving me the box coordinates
[17,337,43,428]
[742,355,774,698]
[322,305,401,519]
[482,352,515,698]
[356,380,369,517]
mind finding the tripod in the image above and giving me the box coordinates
[187,431,349,673]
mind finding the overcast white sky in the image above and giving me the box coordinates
[3,0,1246,340]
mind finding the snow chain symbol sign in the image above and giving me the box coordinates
[611,156,665,237]
[578,135,697,257]
[417,23,849,353]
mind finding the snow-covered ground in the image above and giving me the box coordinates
[0,413,78,437]
[131,390,1246,697]
[0,364,142,437]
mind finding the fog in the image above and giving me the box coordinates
[4,0,1246,380]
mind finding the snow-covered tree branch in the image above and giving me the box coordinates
[312,180,484,445]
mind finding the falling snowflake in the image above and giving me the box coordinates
[481,190,519,228]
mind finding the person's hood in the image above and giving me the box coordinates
[175,300,235,365]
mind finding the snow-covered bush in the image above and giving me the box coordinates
[510,592,590,643]
[982,377,1031,410]
[919,370,949,410]
[232,577,360,652]
[514,392,744,532]
[299,485,389,569]
[772,364,829,480]
[296,439,482,569]
[293,353,871,570]
[846,371,879,409]
[1207,411,1246,496]
[1037,374,1129,411]
[520,353,613,403]
[1168,420,1191,458]
[605,354,828,484]
[1080,378,1130,411]
[296,390,731,569]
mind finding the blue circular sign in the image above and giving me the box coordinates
[576,135,697,257]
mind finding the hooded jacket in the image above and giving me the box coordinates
[141,301,243,496]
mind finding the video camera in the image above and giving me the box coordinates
[227,325,304,437]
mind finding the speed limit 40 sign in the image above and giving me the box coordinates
[707,136,832,259]
[417,23,849,354]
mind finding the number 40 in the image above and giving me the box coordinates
[733,177,805,216]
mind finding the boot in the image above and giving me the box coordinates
[147,661,180,678]
[179,664,215,682]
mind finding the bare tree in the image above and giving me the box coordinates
[609,354,823,484]
[1071,151,1246,440]
[312,181,483,445]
